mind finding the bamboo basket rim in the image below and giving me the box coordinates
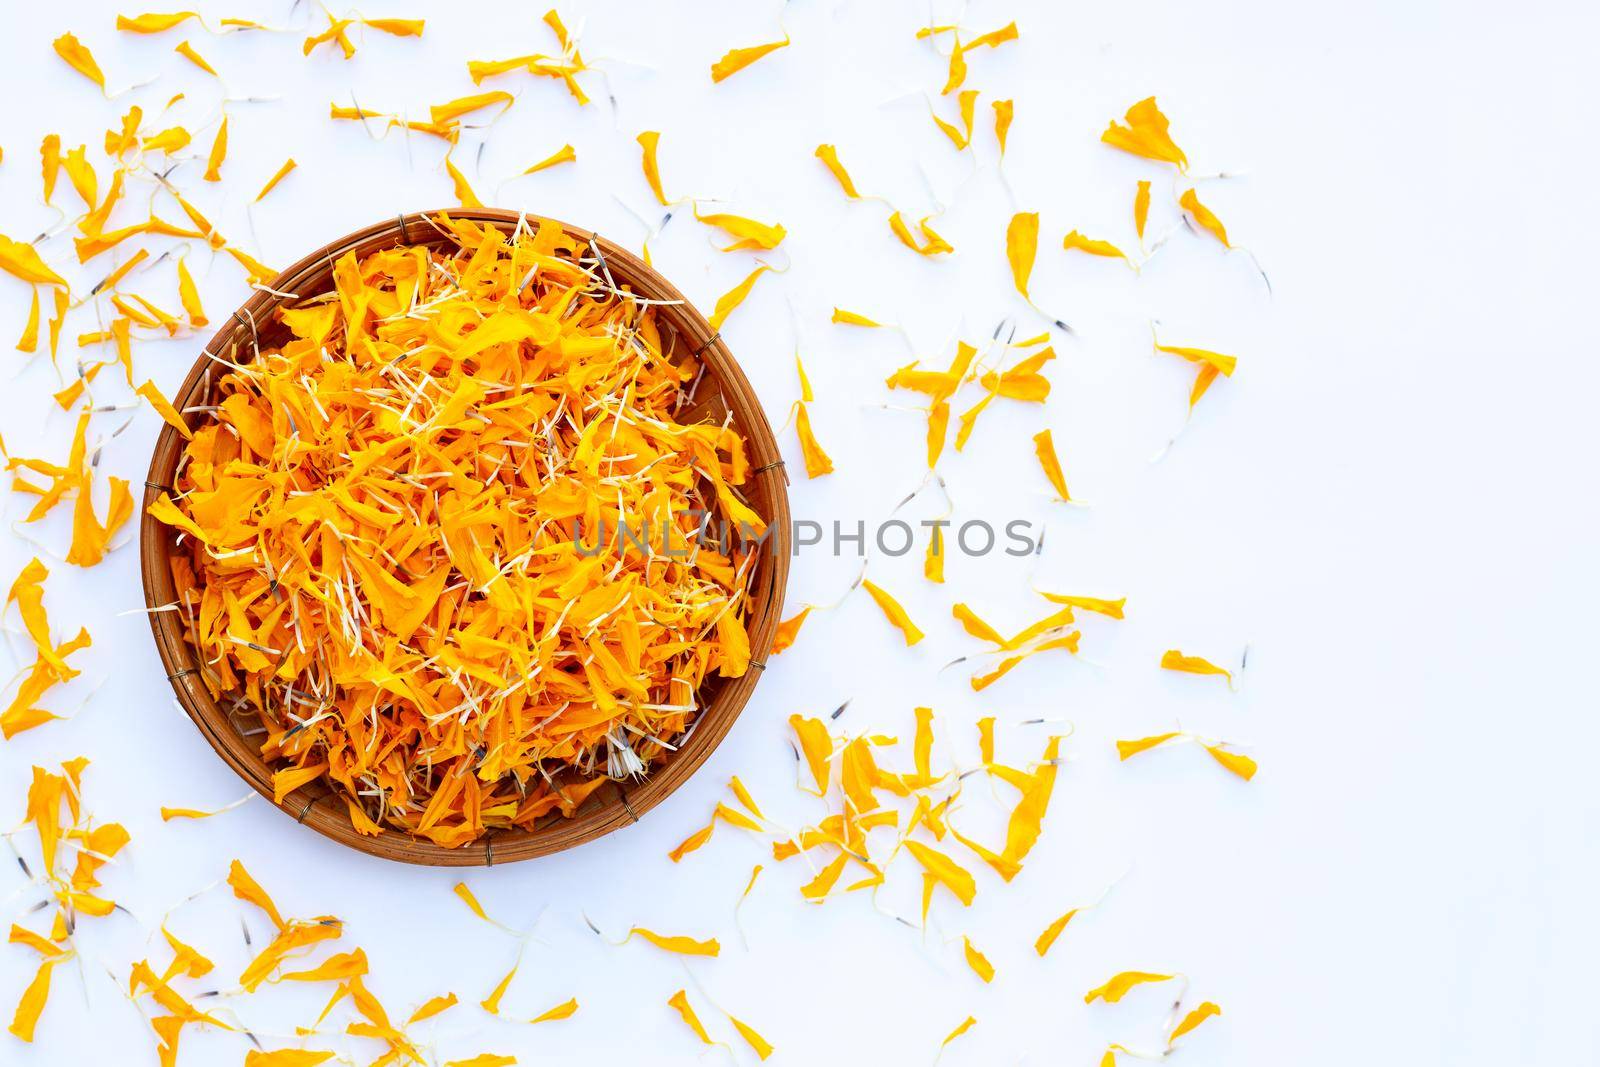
[139,208,791,867]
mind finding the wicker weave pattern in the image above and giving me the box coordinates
[139,209,791,866]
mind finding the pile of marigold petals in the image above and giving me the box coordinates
[149,213,762,848]
[674,708,1063,916]
[7,758,130,1043]
[784,710,1061,909]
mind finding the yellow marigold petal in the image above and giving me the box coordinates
[246,157,294,207]
[159,925,214,980]
[800,852,848,900]
[626,927,720,957]
[788,713,833,794]
[905,840,975,905]
[932,108,966,149]
[175,258,207,325]
[713,805,762,834]
[1188,363,1221,408]
[445,155,482,208]
[1179,188,1230,246]
[794,404,833,478]
[1032,429,1071,501]
[666,990,714,1044]
[992,98,1013,155]
[711,36,789,83]
[135,379,193,439]
[1160,648,1232,681]
[223,245,276,285]
[668,819,714,863]
[1170,1001,1222,1043]
[227,859,285,929]
[65,472,133,567]
[53,33,106,89]
[480,963,516,1013]
[452,882,493,922]
[363,18,425,37]
[244,1051,336,1067]
[1134,180,1152,240]
[278,948,368,983]
[160,794,249,820]
[884,212,920,251]
[962,937,995,982]
[118,12,200,33]
[271,762,324,804]
[707,265,770,331]
[1085,971,1175,1004]
[727,777,765,822]
[997,734,1062,870]
[941,1015,977,1048]
[542,10,579,53]
[926,400,950,468]
[175,40,217,76]
[1039,593,1125,618]
[429,90,513,125]
[61,145,94,206]
[407,992,458,1024]
[1034,907,1079,956]
[8,560,57,662]
[695,207,787,252]
[887,211,955,256]
[637,131,669,205]
[726,1013,774,1059]
[830,307,878,327]
[16,288,41,353]
[979,346,1055,402]
[303,15,357,59]
[951,603,1005,646]
[1116,732,1181,760]
[958,90,977,139]
[932,88,979,148]
[770,608,810,655]
[7,957,58,1041]
[1,706,60,740]
[9,925,68,959]
[721,870,759,925]
[239,919,343,990]
[1006,212,1039,297]
[795,353,814,402]
[814,144,860,198]
[1101,97,1187,170]
[955,393,992,450]
[1155,342,1236,410]
[1062,230,1127,260]
[1205,746,1257,781]
[941,37,967,94]
[861,579,923,646]
[0,233,68,288]
[529,997,578,1024]
[923,525,945,583]
[965,22,1019,51]
[40,135,62,203]
[523,144,575,174]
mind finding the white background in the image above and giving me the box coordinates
[1,1,1597,1065]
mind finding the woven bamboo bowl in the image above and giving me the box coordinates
[140,208,791,866]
